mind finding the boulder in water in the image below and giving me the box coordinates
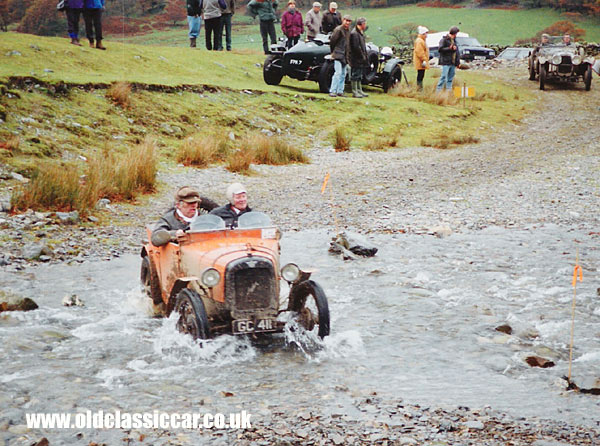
[0,290,38,312]
[329,232,378,260]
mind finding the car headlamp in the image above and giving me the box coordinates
[571,55,581,65]
[538,56,547,64]
[201,268,221,287]
[552,54,562,65]
[281,263,301,282]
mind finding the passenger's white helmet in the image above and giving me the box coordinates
[381,46,394,57]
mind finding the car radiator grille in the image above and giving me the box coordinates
[225,257,277,311]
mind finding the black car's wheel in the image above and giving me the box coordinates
[584,65,592,91]
[383,65,402,93]
[318,60,335,93]
[363,50,379,84]
[175,288,211,340]
[539,63,546,90]
[288,280,330,338]
[141,256,162,305]
[528,58,536,81]
[263,55,283,86]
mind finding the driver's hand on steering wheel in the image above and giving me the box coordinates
[175,229,186,240]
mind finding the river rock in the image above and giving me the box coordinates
[429,225,452,238]
[0,291,38,312]
[495,324,513,335]
[22,242,52,260]
[62,294,84,307]
[525,356,555,368]
[96,198,111,209]
[464,420,485,430]
[329,232,378,259]
[32,438,50,446]
[55,211,79,224]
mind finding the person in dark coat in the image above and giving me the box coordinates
[436,26,460,91]
[247,0,278,55]
[328,15,352,97]
[321,2,341,34]
[151,186,218,246]
[210,183,253,228]
[349,17,368,98]
[281,0,303,49]
[201,0,226,51]
[65,0,84,46]
[217,0,235,50]
[83,0,105,50]
[187,0,202,48]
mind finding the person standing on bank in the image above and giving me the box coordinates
[186,0,202,48]
[281,1,303,49]
[83,0,105,50]
[349,17,368,98]
[304,2,321,41]
[218,0,234,51]
[247,0,278,55]
[328,14,351,97]
[65,0,84,46]
[413,25,429,91]
[436,26,460,92]
[321,2,341,34]
[202,0,226,51]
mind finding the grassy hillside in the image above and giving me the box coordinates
[121,6,600,49]
[1,32,535,181]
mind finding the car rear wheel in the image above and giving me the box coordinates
[539,63,546,90]
[141,256,162,305]
[528,58,536,80]
[263,55,283,86]
[383,65,402,93]
[288,280,330,338]
[363,50,379,84]
[318,60,335,93]
[175,288,211,340]
[584,65,592,91]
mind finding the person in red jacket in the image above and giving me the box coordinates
[281,1,303,49]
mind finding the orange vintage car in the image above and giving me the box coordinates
[140,212,330,340]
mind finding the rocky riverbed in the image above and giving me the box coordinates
[1,65,599,445]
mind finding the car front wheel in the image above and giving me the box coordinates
[287,280,330,338]
[584,65,592,91]
[263,55,283,86]
[318,60,335,94]
[383,65,402,93]
[539,63,547,90]
[175,288,211,340]
[528,58,536,80]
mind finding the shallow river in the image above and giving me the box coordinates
[1,224,599,444]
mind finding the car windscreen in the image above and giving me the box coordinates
[237,212,273,229]
[456,37,482,47]
[189,214,226,231]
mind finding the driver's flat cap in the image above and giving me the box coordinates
[175,186,201,203]
[342,14,352,20]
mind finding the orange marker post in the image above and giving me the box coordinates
[568,250,582,381]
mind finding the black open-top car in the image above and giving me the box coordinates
[263,34,404,93]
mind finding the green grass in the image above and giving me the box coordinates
[1,32,536,187]
[120,6,600,49]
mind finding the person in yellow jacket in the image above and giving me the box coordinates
[413,25,430,91]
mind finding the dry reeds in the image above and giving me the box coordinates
[177,134,231,167]
[11,137,158,213]
[0,136,20,154]
[364,136,398,151]
[225,147,254,174]
[332,127,351,152]
[391,84,459,106]
[106,81,132,108]
[472,90,507,101]
[251,134,308,165]
[421,134,480,150]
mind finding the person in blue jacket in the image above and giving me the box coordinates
[83,0,106,50]
[65,0,84,46]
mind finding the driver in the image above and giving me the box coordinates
[210,182,253,228]
[151,186,217,246]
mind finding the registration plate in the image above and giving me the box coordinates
[474,56,486,60]
[233,318,276,334]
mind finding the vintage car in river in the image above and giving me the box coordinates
[263,34,404,93]
[529,36,593,90]
[140,212,330,340]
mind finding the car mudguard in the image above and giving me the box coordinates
[383,57,404,75]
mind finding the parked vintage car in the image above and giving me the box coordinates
[263,35,404,93]
[497,47,532,60]
[529,36,593,90]
[141,212,330,340]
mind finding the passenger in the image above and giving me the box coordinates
[541,33,550,46]
[151,186,218,246]
[210,183,253,228]
[562,33,573,46]
[304,1,322,41]
[321,2,341,35]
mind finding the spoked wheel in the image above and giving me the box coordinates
[287,280,330,338]
[174,288,211,340]
[140,256,162,305]
[539,63,546,90]
[383,65,402,93]
[584,65,592,91]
